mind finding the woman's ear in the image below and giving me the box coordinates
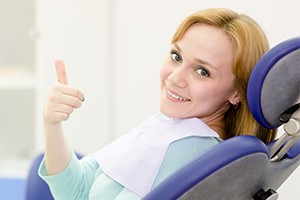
[228,90,240,105]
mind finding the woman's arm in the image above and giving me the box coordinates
[43,60,85,175]
[39,153,100,200]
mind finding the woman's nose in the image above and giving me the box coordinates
[167,66,188,88]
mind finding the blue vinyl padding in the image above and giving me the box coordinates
[286,139,300,158]
[247,37,300,129]
[25,153,55,200]
[143,135,269,200]
[0,177,25,200]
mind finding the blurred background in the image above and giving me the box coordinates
[0,0,299,198]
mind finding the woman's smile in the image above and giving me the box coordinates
[166,88,191,102]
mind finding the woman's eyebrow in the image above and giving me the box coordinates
[172,43,181,52]
[196,58,217,71]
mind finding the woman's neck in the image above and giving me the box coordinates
[208,122,226,139]
[202,114,226,139]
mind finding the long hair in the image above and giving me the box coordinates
[171,8,277,143]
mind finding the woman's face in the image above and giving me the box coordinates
[160,23,238,122]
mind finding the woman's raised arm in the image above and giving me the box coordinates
[43,60,85,175]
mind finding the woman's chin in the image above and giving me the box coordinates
[159,106,184,119]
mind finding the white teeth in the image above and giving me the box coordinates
[167,90,189,101]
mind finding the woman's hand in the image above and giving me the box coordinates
[44,60,85,125]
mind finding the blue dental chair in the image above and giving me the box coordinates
[143,37,300,200]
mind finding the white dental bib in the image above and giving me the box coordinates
[93,113,218,197]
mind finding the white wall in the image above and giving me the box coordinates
[37,0,300,199]
[36,0,114,153]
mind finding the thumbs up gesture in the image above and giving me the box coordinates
[44,60,85,125]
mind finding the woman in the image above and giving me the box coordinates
[40,8,277,199]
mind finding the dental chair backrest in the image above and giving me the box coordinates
[143,37,300,200]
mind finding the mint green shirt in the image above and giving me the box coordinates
[39,136,221,200]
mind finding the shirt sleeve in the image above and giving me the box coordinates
[39,152,100,200]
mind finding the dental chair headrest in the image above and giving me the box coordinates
[247,37,300,129]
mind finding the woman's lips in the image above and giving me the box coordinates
[166,89,191,102]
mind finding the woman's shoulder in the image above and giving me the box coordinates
[170,136,221,153]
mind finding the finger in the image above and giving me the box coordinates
[50,103,75,115]
[48,112,70,123]
[44,103,73,124]
[49,91,83,109]
[53,83,85,102]
[55,59,68,85]
[61,94,83,109]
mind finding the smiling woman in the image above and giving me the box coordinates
[159,24,237,136]
[39,7,277,200]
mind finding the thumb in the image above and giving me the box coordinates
[55,59,68,85]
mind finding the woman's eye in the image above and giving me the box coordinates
[196,67,210,77]
[170,51,182,62]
